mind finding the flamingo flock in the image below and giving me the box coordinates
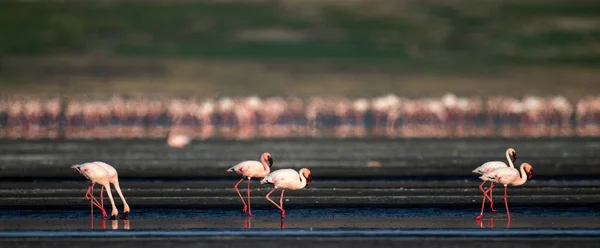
[3,94,600,139]
[71,148,528,222]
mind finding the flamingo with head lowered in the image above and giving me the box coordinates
[260,168,312,219]
[71,161,130,220]
[472,148,517,212]
[227,152,273,216]
[477,163,533,220]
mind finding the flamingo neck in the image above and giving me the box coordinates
[513,165,528,186]
[298,170,307,188]
[505,150,515,168]
[260,157,270,172]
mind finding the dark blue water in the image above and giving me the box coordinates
[1,207,598,219]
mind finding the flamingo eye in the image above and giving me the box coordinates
[83,168,88,172]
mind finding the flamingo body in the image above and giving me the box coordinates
[227,160,271,178]
[72,162,130,220]
[226,152,273,216]
[261,168,312,218]
[260,169,310,190]
[473,148,517,213]
[477,163,533,220]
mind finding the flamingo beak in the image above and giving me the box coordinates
[268,156,273,167]
[528,169,533,179]
[71,165,80,172]
[306,175,312,185]
[513,153,517,162]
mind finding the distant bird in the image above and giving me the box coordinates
[71,161,130,220]
[472,148,517,211]
[227,152,273,216]
[260,168,312,218]
[167,129,191,148]
[477,163,533,220]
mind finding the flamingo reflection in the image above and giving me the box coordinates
[243,217,252,229]
[476,216,510,229]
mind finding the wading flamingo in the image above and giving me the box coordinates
[472,148,517,211]
[71,163,107,219]
[72,162,130,220]
[477,163,533,220]
[226,152,273,216]
[260,168,312,218]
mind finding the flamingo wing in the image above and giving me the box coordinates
[480,167,519,184]
[261,169,299,187]
[472,161,508,174]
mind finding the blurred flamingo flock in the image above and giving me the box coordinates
[1,93,600,140]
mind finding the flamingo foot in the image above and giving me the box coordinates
[110,215,117,220]
[120,212,129,220]
[242,205,248,213]
[475,215,483,220]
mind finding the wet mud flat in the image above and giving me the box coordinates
[1,138,600,247]
[1,137,600,179]
[1,207,600,248]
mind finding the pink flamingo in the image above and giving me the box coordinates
[226,152,273,216]
[71,161,130,220]
[472,148,517,212]
[260,168,312,219]
[477,163,533,220]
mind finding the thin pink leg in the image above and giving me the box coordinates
[100,186,104,207]
[265,188,285,218]
[478,181,495,211]
[476,186,493,220]
[247,178,254,216]
[279,189,286,218]
[504,185,511,220]
[85,183,93,200]
[234,178,247,213]
[87,183,107,218]
[90,194,94,220]
[489,182,498,212]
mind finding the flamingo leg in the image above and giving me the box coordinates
[504,185,511,220]
[279,189,286,218]
[478,181,496,212]
[489,182,498,212]
[246,177,254,216]
[234,178,248,213]
[476,186,494,220]
[100,186,104,208]
[87,183,107,218]
[265,188,285,218]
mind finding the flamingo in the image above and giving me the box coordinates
[260,168,312,218]
[472,148,517,212]
[167,129,191,148]
[71,161,130,220]
[226,152,273,216]
[477,163,533,220]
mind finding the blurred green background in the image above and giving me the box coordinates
[1,0,599,98]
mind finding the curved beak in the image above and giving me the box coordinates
[268,156,273,167]
[527,169,533,179]
[71,165,80,172]
[306,175,312,185]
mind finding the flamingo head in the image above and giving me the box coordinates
[508,148,517,162]
[300,168,312,186]
[262,152,273,167]
[523,163,533,179]
[71,164,82,174]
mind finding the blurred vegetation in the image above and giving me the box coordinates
[1,0,599,66]
[1,0,600,97]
